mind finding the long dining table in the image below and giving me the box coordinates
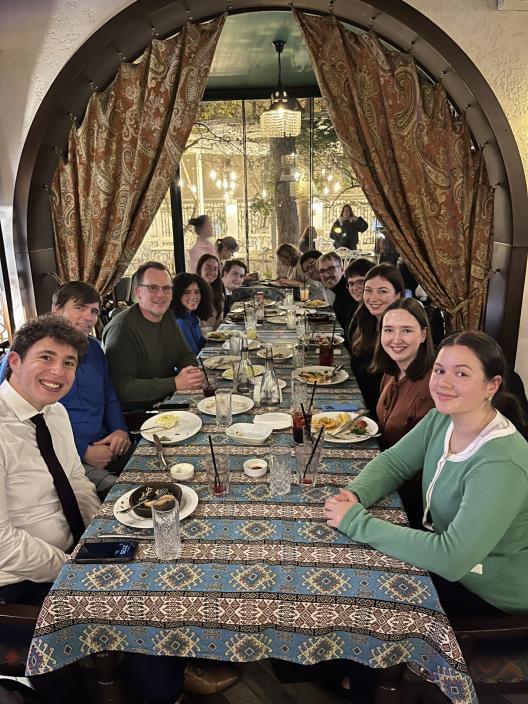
[26,311,477,704]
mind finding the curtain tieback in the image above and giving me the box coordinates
[445,268,498,317]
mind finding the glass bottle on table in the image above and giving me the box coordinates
[234,337,253,395]
[260,343,281,409]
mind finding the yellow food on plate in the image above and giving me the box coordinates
[149,414,179,430]
[298,370,331,384]
[305,299,326,308]
[143,493,176,507]
[312,413,349,430]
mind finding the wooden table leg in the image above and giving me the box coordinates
[91,651,126,704]
[374,663,405,704]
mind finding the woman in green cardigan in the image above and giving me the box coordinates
[325,331,528,616]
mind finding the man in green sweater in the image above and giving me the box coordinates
[103,261,204,410]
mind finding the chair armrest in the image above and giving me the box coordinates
[453,614,528,641]
[0,603,40,626]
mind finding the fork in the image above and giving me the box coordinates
[117,488,164,514]
[327,414,366,437]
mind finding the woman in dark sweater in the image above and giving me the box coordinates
[329,204,368,250]
[172,273,213,355]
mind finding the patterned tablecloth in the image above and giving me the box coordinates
[27,315,477,704]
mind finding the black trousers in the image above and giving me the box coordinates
[0,580,185,704]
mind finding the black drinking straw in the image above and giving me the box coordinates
[309,380,317,412]
[199,358,210,387]
[303,426,324,480]
[208,434,220,490]
[330,321,336,347]
[300,403,314,443]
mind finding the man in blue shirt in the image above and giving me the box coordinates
[0,282,130,497]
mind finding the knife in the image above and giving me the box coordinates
[153,401,191,410]
[152,434,169,471]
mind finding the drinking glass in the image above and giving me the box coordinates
[245,306,258,339]
[206,447,229,497]
[295,314,307,344]
[295,433,325,487]
[152,497,181,560]
[299,285,310,303]
[269,445,292,496]
[286,308,296,330]
[215,389,232,428]
[285,290,294,309]
[292,342,305,369]
[203,371,218,398]
[291,377,308,443]
[319,342,334,366]
[229,331,242,356]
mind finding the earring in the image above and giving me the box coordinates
[487,395,493,402]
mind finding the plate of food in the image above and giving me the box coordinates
[227,311,245,323]
[303,299,330,309]
[203,355,239,370]
[267,315,288,325]
[205,330,231,342]
[221,338,261,351]
[292,365,349,386]
[311,412,378,444]
[222,364,265,381]
[308,332,345,347]
[256,345,292,361]
[196,394,254,416]
[140,411,202,444]
[113,483,199,528]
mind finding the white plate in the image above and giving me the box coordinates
[140,411,202,444]
[113,485,199,528]
[197,394,254,416]
[311,412,379,444]
[256,346,292,361]
[302,300,331,310]
[253,412,292,430]
[222,364,265,381]
[292,365,349,386]
[221,339,261,351]
[268,315,288,324]
[203,355,239,370]
[226,422,273,445]
[308,333,345,347]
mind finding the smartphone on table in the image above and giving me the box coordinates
[74,540,138,563]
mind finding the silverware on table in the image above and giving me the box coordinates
[153,434,169,471]
[96,534,154,540]
[117,487,164,514]
[130,424,169,435]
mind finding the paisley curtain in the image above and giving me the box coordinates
[295,10,494,330]
[51,16,225,293]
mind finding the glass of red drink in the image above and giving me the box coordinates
[319,341,334,366]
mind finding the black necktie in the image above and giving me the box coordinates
[30,413,85,545]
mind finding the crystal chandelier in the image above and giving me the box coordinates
[260,40,302,139]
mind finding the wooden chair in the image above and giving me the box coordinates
[404,613,528,701]
[0,603,126,704]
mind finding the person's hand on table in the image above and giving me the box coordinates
[83,443,115,470]
[94,429,131,457]
[324,488,359,528]
[175,366,204,391]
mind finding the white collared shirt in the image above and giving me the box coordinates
[0,382,101,586]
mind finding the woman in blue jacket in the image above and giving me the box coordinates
[171,273,213,355]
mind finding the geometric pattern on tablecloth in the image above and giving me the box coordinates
[152,628,201,656]
[180,519,214,539]
[79,624,129,654]
[155,564,204,590]
[81,564,133,590]
[298,632,346,663]
[26,639,58,675]
[369,639,415,668]
[298,521,341,543]
[302,568,351,595]
[377,574,432,605]
[224,633,273,661]
[238,520,277,540]
[229,564,275,591]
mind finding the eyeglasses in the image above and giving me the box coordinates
[138,284,173,295]
[347,278,365,289]
[319,265,340,276]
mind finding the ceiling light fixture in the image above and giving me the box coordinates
[260,40,302,139]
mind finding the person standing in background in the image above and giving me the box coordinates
[329,204,368,250]
[188,215,217,273]
[216,236,239,263]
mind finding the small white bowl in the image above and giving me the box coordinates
[243,458,268,477]
[226,423,272,446]
[170,463,195,481]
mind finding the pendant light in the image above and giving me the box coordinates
[260,40,302,138]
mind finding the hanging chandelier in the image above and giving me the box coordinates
[260,40,302,139]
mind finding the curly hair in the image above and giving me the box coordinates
[6,313,88,380]
[171,273,213,321]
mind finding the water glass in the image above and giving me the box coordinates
[215,389,232,428]
[285,290,294,309]
[295,433,325,487]
[286,308,296,330]
[206,447,230,497]
[291,376,308,406]
[229,331,242,356]
[295,314,307,343]
[269,445,292,496]
[299,285,310,303]
[292,343,305,369]
[152,497,181,560]
[245,305,258,339]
